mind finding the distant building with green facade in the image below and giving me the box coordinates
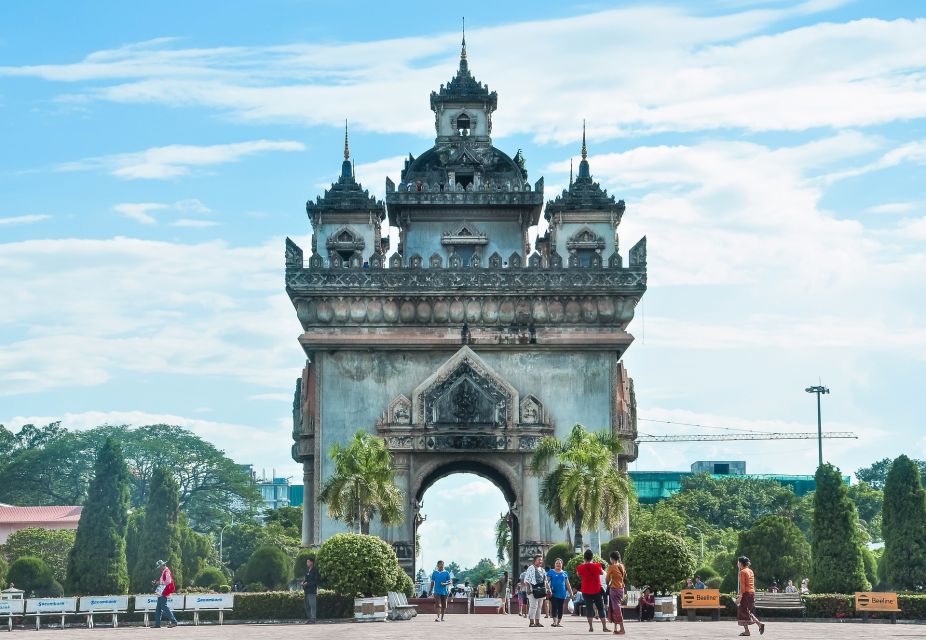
[631,460,837,504]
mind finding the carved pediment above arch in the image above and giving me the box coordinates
[412,346,519,428]
[566,226,606,251]
[326,226,366,252]
[519,394,544,425]
[388,394,412,425]
[441,222,488,246]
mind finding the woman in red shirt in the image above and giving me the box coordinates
[735,556,765,636]
[575,549,610,632]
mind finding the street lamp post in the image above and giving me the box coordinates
[686,525,704,564]
[805,384,830,468]
[218,516,236,564]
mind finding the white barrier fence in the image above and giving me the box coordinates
[25,598,78,630]
[185,594,234,625]
[1,593,235,630]
[0,600,25,632]
[78,596,129,628]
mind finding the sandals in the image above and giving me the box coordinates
[759,624,766,635]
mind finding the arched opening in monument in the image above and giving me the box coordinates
[414,461,519,596]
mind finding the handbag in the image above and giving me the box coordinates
[529,567,546,599]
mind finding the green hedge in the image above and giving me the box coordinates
[230,590,353,620]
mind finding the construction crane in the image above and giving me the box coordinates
[636,431,857,443]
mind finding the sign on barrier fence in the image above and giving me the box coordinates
[133,594,185,627]
[25,598,77,630]
[0,600,25,631]
[78,596,130,628]
[185,594,235,625]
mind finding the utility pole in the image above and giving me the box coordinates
[805,384,830,468]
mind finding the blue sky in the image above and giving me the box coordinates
[2,0,925,568]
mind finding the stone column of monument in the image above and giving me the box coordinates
[285,36,647,574]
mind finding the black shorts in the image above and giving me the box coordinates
[583,591,606,619]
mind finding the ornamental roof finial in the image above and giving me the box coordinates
[570,158,574,186]
[461,17,467,61]
[581,119,587,161]
[344,119,350,161]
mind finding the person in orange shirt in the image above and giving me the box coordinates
[605,551,627,635]
[735,556,765,636]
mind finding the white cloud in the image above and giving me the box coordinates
[58,140,305,179]
[171,218,219,228]
[113,202,166,224]
[3,9,926,140]
[0,236,309,395]
[432,479,501,502]
[867,202,918,214]
[0,214,51,225]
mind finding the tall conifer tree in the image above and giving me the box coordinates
[811,463,870,592]
[65,437,130,594]
[882,455,926,589]
[130,467,183,592]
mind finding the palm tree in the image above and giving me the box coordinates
[495,512,511,564]
[317,431,404,534]
[529,423,630,550]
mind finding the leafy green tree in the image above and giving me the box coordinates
[848,481,884,542]
[857,457,926,490]
[530,423,630,549]
[130,467,183,592]
[625,531,695,594]
[318,432,403,534]
[736,515,810,588]
[495,513,511,564]
[564,553,606,591]
[7,556,63,596]
[125,510,144,576]
[243,545,291,590]
[882,455,926,590]
[601,536,631,561]
[2,528,75,584]
[316,533,401,596]
[264,506,302,539]
[458,558,501,586]
[293,548,317,580]
[66,438,131,595]
[0,556,7,589]
[180,519,219,585]
[222,524,264,571]
[445,561,462,578]
[861,547,879,589]
[811,464,869,592]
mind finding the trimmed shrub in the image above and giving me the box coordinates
[130,467,184,592]
[7,556,63,597]
[393,569,414,597]
[899,594,926,620]
[737,515,810,588]
[882,455,926,590]
[316,533,400,597]
[625,531,695,595]
[231,590,353,620]
[245,582,265,592]
[694,564,718,580]
[811,463,869,592]
[194,567,228,590]
[293,548,317,580]
[66,438,131,595]
[545,543,575,569]
[803,594,855,619]
[564,554,605,591]
[601,536,631,561]
[705,576,723,590]
[244,545,291,591]
[861,547,879,590]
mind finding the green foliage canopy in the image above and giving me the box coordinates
[625,531,695,595]
[8,556,63,597]
[316,533,401,597]
[244,545,291,590]
[130,467,183,592]
[810,463,869,593]
[736,515,810,588]
[2,528,75,584]
[65,438,130,595]
[882,455,926,590]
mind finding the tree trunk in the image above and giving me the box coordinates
[573,509,584,550]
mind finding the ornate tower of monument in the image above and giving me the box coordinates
[287,38,646,575]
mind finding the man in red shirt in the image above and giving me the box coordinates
[153,560,178,628]
[576,550,610,632]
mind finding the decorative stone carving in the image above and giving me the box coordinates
[441,222,489,246]
[326,226,365,253]
[550,250,563,269]
[566,227,606,251]
[508,252,522,268]
[285,237,304,268]
[412,346,519,428]
[429,252,443,269]
[410,254,423,269]
[369,252,384,269]
[389,395,412,424]
[520,395,543,425]
[489,252,503,268]
[389,253,404,268]
[308,253,323,269]
[449,253,463,268]
[608,252,622,268]
[629,236,647,268]
[528,253,542,268]
[426,434,509,450]
[518,436,541,450]
[469,251,482,268]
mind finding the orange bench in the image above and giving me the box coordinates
[855,592,901,624]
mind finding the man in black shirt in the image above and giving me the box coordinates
[302,557,320,623]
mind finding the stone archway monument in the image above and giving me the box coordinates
[286,39,647,577]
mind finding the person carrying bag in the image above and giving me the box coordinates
[526,554,546,627]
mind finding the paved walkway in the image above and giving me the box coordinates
[16,615,926,640]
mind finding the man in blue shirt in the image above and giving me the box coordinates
[430,560,452,622]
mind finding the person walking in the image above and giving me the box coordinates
[576,549,610,632]
[606,551,627,635]
[518,565,529,617]
[545,558,574,627]
[152,560,178,628]
[526,554,546,627]
[301,556,320,624]
[735,556,765,636]
[499,570,510,613]
[430,560,452,622]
